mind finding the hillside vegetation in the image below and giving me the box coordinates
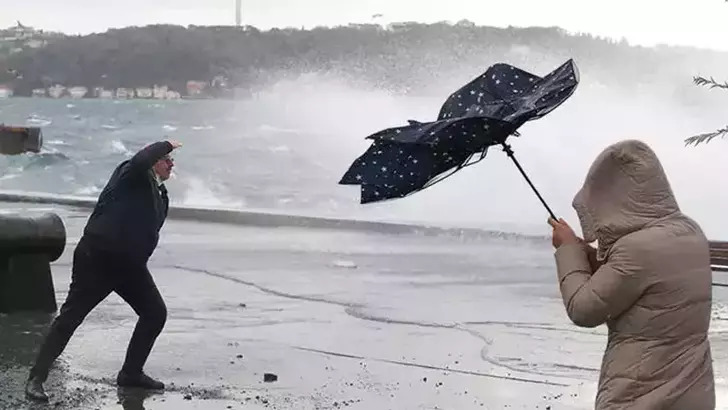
[0,21,726,98]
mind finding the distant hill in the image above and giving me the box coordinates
[0,21,726,98]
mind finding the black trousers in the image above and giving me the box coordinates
[30,237,167,382]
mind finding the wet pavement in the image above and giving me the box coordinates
[1,203,728,409]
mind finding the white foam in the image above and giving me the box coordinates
[0,173,20,181]
[225,70,728,236]
[25,114,52,126]
[75,185,101,196]
[192,125,215,131]
[332,260,358,269]
[269,145,291,153]
[46,139,68,146]
[258,124,301,134]
[180,177,245,208]
[110,140,132,156]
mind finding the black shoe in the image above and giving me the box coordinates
[116,370,165,390]
[25,376,49,402]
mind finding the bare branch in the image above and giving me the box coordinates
[684,126,728,147]
[693,76,728,90]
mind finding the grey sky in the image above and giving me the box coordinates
[1,0,727,51]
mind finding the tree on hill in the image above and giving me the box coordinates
[0,21,725,100]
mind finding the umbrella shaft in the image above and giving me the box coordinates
[501,143,557,220]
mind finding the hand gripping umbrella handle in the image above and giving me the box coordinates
[501,143,557,221]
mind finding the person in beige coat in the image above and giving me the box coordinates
[548,139,715,409]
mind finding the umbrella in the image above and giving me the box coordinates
[339,59,579,219]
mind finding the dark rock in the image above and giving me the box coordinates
[183,394,192,400]
[236,354,243,359]
[263,373,278,383]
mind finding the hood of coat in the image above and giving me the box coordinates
[572,139,680,260]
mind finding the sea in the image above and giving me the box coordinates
[2,72,728,239]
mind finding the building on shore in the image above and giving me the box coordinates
[0,75,228,100]
[186,80,207,97]
[47,85,65,98]
[115,88,133,99]
[68,86,88,99]
[153,85,168,99]
[0,85,13,98]
[136,87,153,99]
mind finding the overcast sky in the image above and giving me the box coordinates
[1,0,727,51]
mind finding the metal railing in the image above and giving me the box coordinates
[709,241,728,287]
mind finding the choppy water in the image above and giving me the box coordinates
[0,98,341,209]
[1,72,728,238]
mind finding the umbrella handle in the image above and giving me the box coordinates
[501,143,558,221]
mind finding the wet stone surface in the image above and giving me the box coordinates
[1,203,727,409]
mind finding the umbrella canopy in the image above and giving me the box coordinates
[339,59,579,211]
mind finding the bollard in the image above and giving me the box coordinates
[0,125,43,155]
[0,212,66,313]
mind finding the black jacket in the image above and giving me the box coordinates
[83,141,173,263]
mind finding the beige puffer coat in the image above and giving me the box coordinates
[554,139,715,409]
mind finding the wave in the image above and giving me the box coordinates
[26,115,52,126]
[258,124,302,134]
[6,72,727,239]
[45,139,69,146]
[21,152,71,169]
[109,139,132,156]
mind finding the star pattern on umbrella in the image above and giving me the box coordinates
[340,59,579,204]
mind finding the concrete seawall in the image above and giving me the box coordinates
[0,189,548,242]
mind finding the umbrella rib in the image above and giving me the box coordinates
[419,153,485,191]
[420,164,465,190]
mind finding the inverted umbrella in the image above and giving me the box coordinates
[339,59,579,220]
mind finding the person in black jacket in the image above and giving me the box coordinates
[25,140,182,402]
